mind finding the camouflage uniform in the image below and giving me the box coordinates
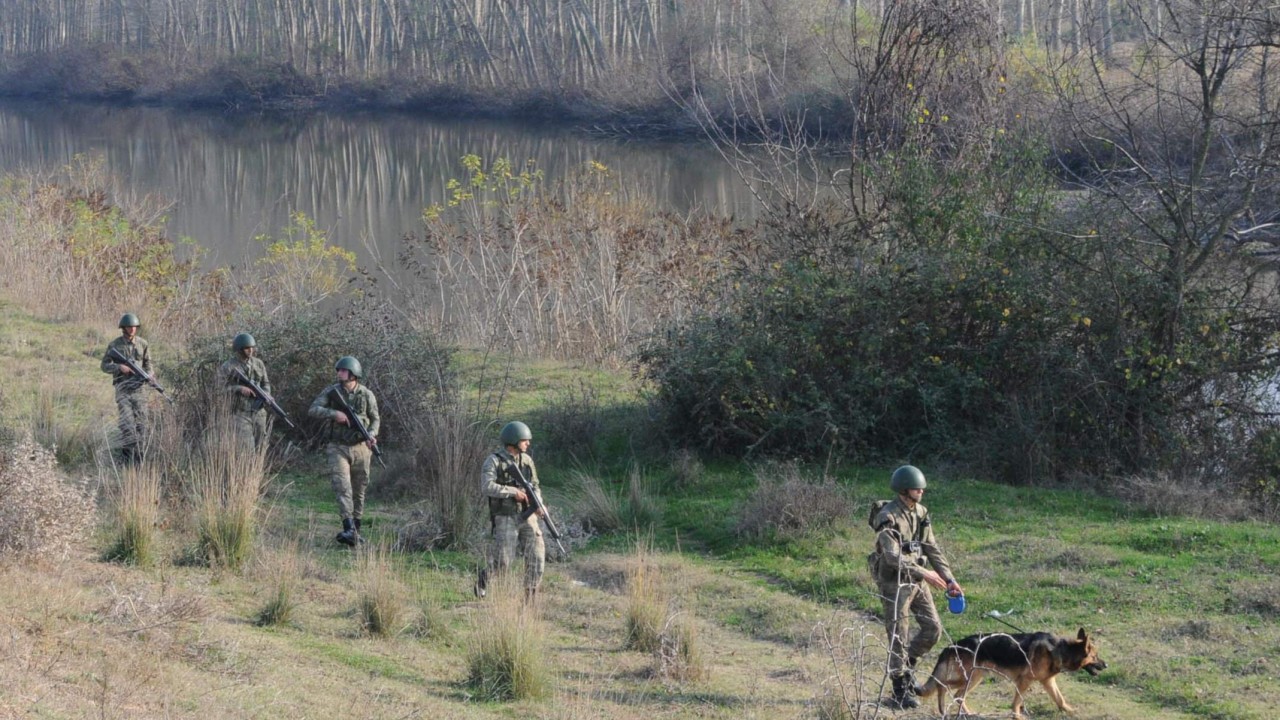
[870,497,956,677]
[308,383,380,523]
[100,335,152,456]
[481,449,545,592]
[218,354,271,452]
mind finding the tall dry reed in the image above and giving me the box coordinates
[354,541,410,637]
[466,574,551,701]
[624,537,666,653]
[103,463,162,565]
[187,410,268,571]
[254,539,304,627]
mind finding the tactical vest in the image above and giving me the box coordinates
[488,452,531,517]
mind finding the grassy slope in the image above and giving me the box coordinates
[1,303,1275,719]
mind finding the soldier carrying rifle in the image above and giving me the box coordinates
[100,313,155,464]
[217,332,275,453]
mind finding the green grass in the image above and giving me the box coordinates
[3,301,1279,719]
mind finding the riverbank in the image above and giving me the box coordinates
[0,50,848,143]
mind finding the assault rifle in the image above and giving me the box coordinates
[108,347,174,404]
[327,387,385,467]
[511,461,567,555]
[231,367,296,430]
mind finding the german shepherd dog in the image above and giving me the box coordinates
[917,628,1106,717]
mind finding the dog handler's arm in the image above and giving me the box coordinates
[921,514,963,595]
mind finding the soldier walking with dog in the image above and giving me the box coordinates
[308,356,379,547]
[868,465,965,710]
[475,421,546,602]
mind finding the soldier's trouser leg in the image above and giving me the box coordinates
[115,389,147,453]
[517,512,546,591]
[879,579,941,676]
[347,443,372,520]
[327,443,356,520]
[231,412,258,454]
[905,584,942,662]
[488,514,520,578]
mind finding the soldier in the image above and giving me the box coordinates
[475,421,545,602]
[100,313,152,464]
[868,465,965,710]
[217,332,271,453]
[308,356,379,546]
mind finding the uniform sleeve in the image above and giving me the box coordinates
[308,386,337,420]
[257,360,272,396]
[364,390,380,437]
[920,515,955,582]
[875,508,932,582]
[101,342,119,375]
[525,457,540,491]
[481,454,519,499]
[219,360,240,396]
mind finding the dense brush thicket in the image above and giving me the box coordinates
[640,140,1280,502]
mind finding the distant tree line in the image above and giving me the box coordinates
[0,0,1226,123]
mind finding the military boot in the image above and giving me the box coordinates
[335,518,357,546]
[353,517,366,545]
[891,672,920,710]
[473,568,488,598]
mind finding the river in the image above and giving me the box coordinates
[0,101,761,268]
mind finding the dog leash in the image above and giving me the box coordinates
[983,609,1027,634]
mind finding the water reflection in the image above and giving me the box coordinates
[0,102,760,267]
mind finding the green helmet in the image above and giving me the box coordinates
[118,313,141,328]
[232,332,256,351]
[335,355,363,379]
[500,421,532,446]
[890,465,927,492]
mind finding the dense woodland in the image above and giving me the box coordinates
[0,0,1229,126]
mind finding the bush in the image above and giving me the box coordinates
[734,462,852,541]
[566,465,660,534]
[0,433,94,561]
[167,305,456,453]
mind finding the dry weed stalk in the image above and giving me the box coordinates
[655,610,706,683]
[812,622,892,720]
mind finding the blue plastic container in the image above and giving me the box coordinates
[948,593,966,614]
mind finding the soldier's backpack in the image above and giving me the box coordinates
[865,499,890,577]
[867,499,890,530]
